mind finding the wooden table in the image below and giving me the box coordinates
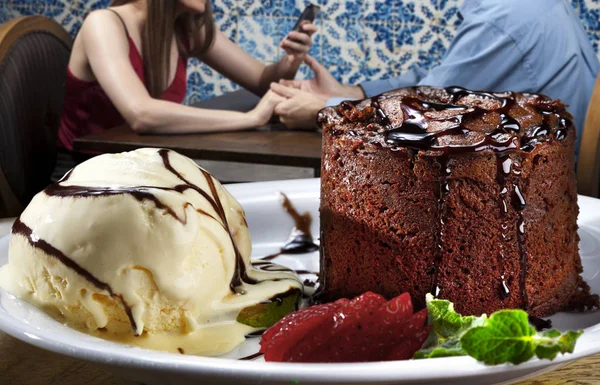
[72,89,323,176]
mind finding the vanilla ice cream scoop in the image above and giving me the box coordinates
[0,148,301,355]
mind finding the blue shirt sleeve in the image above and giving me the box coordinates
[325,97,350,107]
[359,20,537,96]
[359,67,429,98]
[326,67,429,106]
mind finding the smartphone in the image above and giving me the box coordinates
[289,4,320,42]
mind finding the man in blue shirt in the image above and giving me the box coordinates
[271,0,599,155]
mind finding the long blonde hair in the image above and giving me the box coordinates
[110,0,215,98]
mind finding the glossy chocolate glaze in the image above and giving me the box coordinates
[365,86,572,154]
[327,86,574,307]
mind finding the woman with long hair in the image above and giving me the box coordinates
[57,0,317,151]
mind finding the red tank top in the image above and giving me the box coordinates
[58,13,187,151]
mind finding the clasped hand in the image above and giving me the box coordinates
[251,55,364,129]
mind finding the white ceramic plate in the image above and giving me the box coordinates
[1,178,600,385]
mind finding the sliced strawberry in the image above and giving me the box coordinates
[385,326,432,361]
[284,292,386,362]
[366,308,429,361]
[261,291,434,363]
[260,302,336,345]
[260,299,348,362]
[306,293,415,362]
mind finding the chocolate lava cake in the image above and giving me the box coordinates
[317,86,598,317]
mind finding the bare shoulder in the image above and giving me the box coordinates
[68,9,131,81]
[79,9,127,41]
[71,9,131,68]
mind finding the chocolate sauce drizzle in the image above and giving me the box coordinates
[528,316,552,331]
[238,352,264,360]
[257,288,301,308]
[375,87,567,154]
[253,260,318,277]
[18,149,298,334]
[244,330,265,339]
[280,194,319,254]
[158,149,256,291]
[496,155,512,300]
[513,179,529,309]
[366,86,571,306]
[45,150,259,294]
[260,193,319,262]
[252,259,320,277]
[259,253,282,262]
[431,156,450,297]
[12,218,139,334]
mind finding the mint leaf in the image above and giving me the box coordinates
[460,310,536,365]
[534,330,582,360]
[425,294,485,340]
[416,295,583,365]
[415,294,486,359]
[460,310,583,365]
[414,338,466,359]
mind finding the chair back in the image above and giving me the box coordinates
[578,75,600,198]
[0,16,72,218]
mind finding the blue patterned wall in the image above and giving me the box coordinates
[2,0,600,104]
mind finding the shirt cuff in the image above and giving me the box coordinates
[359,78,398,98]
[325,97,351,107]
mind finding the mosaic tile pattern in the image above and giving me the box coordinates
[3,0,600,102]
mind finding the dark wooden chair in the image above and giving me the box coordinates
[578,75,600,198]
[0,16,72,218]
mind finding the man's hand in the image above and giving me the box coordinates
[270,82,328,129]
[280,55,364,99]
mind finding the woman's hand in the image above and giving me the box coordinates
[247,90,285,127]
[280,23,318,62]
